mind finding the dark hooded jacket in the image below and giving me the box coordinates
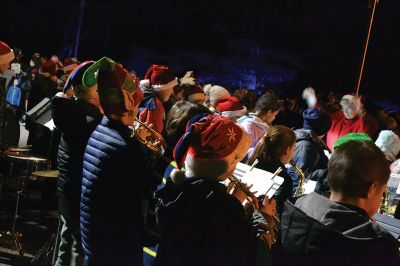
[275,193,400,266]
[154,177,271,266]
[51,96,102,210]
[288,129,329,193]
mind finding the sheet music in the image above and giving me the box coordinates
[233,162,284,198]
[303,180,317,194]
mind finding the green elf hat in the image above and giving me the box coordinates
[82,57,143,112]
[333,133,373,150]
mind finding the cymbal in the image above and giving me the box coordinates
[4,149,49,162]
[31,170,59,179]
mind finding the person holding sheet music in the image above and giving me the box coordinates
[287,108,332,194]
[247,125,296,217]
[276,140,399,266]
[154,114,275,266]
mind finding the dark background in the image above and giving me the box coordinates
[2,0,399,98]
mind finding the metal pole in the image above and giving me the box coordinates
[74,0,87,58]
[356,0,379,96]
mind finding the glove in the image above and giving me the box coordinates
[302,87,317,108]
[180,71,196,86]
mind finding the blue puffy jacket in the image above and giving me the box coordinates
[81,116,160,266]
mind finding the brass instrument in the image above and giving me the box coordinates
[227,168,282,246]
[290,160,305,197]
[134,118,166,155]
[379,191,389,215]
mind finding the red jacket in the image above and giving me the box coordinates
[326,111,379,150]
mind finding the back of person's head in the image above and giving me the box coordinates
[166,100,211,149]
[172,114,251,181]
[254,94,281,116]
[328,140,390,199]
[248,125,295,165]
[234,89,257,112]
[375,130,400,162]
[82,57,143,119]
[303,108,332,136]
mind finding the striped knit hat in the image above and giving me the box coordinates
[83,57,143,113]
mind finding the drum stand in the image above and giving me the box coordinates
[0,173,25,255]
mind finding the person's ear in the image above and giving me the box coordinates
[367,181,379,198]
[123,91,134,111]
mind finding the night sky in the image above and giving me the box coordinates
[2,0,400,99]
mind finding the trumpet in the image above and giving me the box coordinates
[227,174,280,245]
[134,118,166,155]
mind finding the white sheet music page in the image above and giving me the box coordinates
[233,162,284,198]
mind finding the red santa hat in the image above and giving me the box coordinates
[214,96,247,118]
[0,41,15,64]
[173,114,245,169]
[183,85,206,103]
[63,58,79,73]
[140,64,178,91]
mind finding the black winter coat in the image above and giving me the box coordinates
[51,97,102,209]
[154,177,270,266]
[275,193,400,266]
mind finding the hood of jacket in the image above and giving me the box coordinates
[237,113,269,132]
[279,193,399,266]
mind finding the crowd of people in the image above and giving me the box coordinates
[0,40,399,266]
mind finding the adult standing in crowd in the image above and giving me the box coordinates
[51,61,103,266]
[80,57,162,265]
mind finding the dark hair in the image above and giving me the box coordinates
[254,94,281,116]
[248,125,295,165]
[328,140,390,199]
[234,89,257,112]
[165,100,211,153]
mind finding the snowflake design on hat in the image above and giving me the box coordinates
[227,127,237,142]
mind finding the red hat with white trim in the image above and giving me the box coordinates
[173,114,244,169]
[0,41,15,64]
[140,64,178,91]
[215,96,247,118]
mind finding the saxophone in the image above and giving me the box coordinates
[379,191,389,214]
[289,160,306,197]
